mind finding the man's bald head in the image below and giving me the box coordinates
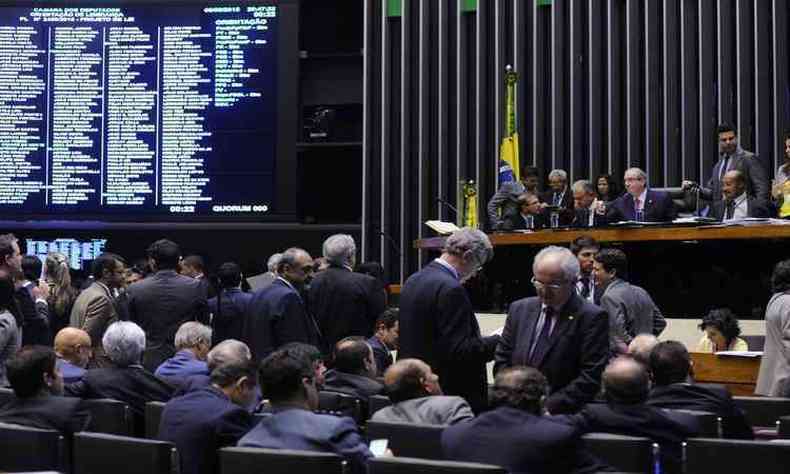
[383,358,440,402]
[628,334,659,366]
[207,339,251,371]
[602,356,650,405]
[53,327,92,368]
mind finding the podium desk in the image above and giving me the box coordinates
[690,352,761,396]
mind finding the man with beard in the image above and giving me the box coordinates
[398,228,500,413]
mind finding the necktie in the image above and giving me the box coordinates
[529,307,555,366]
[580,277,591,298]
[725,200,735,220]
[526,215,534,229]
[719,155,730,181]
[553,192,561,206]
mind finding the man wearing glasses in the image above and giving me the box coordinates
[398,228,501,414]
[245,247,324,361]
[494,246,609,414]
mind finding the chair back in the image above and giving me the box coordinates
[741,335,765,351]
[778,415,790,438]
[667,409,721,438]
[582,433,655,473]
[73,432,177,474]
[0,387,14,407]
[145,401,167,439]
[368,456,507,474]
[0,422,67,472]
[652,187,696,214]
[318,390,365,423]
[368,394,392,419]
[83,398,134,436]
[733,396,790,428]
[366,420,446,460]
[219,447,345,474]
[685,437,790,474]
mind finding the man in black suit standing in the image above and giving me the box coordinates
[606,167,677,222]
[244,247,323,361]
[0,345,91,434]
[127,239,209,371]
[494,246,609,414]
[398,228,500,413]
[647,340,753,439]
[309,234,386,350]
[709,170,771,221]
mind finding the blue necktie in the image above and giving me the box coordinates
[529,307,555,366]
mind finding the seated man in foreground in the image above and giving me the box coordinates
[442,366,603,473]
[0,345,91,434]
[53,327,92,384]
[323,336,385,399]
[155,321,212,387]
[372,358,473,425]
[237,350,373,474]
[159,360,258,474]
[647,340,753,439]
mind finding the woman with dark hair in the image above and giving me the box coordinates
[0,269,22,386]
[596,174,621,203]
[696,308,747,352]
[756,260,790,395]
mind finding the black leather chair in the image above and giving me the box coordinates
[145,401,166,439]
[73,432,177,474]
[741,335,765,351]
[685,437,790,474]
[366,421,445,460]
[0,422,68,472]
[368,456,507,474]
[368,394,392,419]
[318,390,365,423]
[733,396,790,428]
[779,415,790,438]
[82,398,134,436]
[582,433,656,473]
[652,187,698,216]
[219,447,345,474]
[0,386,14,407]
[667,409,721,438]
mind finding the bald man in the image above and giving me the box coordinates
[576,357,699,472]
[709,170,771,221]
[53,328,92,384]
[627,334,659,366]
[371,358,473,425]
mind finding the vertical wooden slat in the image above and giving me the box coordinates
[514,0,528,167]
[550,0,566,172]
[437,0,449,220]
[569,0,585,181]
[754,0,774,173]
[533,1,549,176]
[698,0,716,183]
[456,1,469,191]
[773,0,789,174]
[417,0,430,268]
[494,0,505,190]
[606,0,624,176]
[645,0,662,185]
[399,0,411,282]
[718,0,736,127]
[681,1,700,181]
[625,0,641,170]
[588,0,604,179]
[736,0,755,147]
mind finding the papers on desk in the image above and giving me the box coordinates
[425,220,460,235]
[673,217,718,224]
[700,218,790,228]
[714,350,763,358]
[490,326,504,337]
[608,220,668,226]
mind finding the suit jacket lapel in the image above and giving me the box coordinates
[624,195,635,220]
[519,300,541,366]
[532,295,583,368]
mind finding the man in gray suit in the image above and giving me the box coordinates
[127,239,209,372]
[246,252,281,291]
[683,123,770,204]
[487,166,540,230]
[372,358,474,425]
[593,248,666,353]
[70,253,126,367]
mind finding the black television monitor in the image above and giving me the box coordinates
[25,237,107,270]
[0,0,298,223]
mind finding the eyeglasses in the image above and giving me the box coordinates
[531,277,566,291]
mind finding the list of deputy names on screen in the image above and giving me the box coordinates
[0,6,276,212]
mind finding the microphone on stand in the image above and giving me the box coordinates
[435,197,459,216]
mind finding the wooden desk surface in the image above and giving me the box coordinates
[415,223,790,249]
[690,352,761,396]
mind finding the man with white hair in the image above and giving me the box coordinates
[399,228,501,413]
[155,322,212,385]
[65,321,174,419]
[309,234,386,350]
[606,167,677,222]
[494,246,609,414]
[540,169,573,211]
[246,253,282,291]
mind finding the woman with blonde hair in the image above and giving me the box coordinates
[44,252,76,335]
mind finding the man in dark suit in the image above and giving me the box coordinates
[70,253,125,368]
[65,321,174,419]
[366,308,398,376]
[180,255,216,299]
[571,180,607,228]
[159,361,257,474]
[540,168,573,210]
[503,192,548,230]
[398,228,500,413]
[238,350,373,474]
[323,337,384,399]
[709,170,771,221]
[154,322,211,387]
[442,366,604,473]
[487,165,541,230]
[309,234,386,350]
[244,247,323,361]
[127,240,209,372]
[209,262,253,346]
[647,340,753,439]
[570,235,599,304]
[683,123,770,205]
[0,346,91,434]
[0,234,49,346]
[495,246,609,414]
[575,357,699,473]
[606,167,677,222]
